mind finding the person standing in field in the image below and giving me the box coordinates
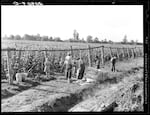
[44,57,51,78]
[76,58,85,80]
[13,58,20,80]
[72,58,77,78]
[110,55,117,72]
[64,52,72,83]
[95,55,100,70]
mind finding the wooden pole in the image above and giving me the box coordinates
[109,47,113,57]
[6,49,13,85]
[101,46,104,65]
[88,45,92,67]
[139,47,143,56]
[134,47,137,57]
[44,51,47,58]
[40,51,44,71]
[131,48,135,58]
[70,46,73,58]
[122,47,125,58]
[116,48,120,59]
[127,48,130,59]
[79,49,82,59]
[138,47,141,57]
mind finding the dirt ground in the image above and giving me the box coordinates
[1,57,143,112]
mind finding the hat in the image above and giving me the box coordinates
[67,52,71,56]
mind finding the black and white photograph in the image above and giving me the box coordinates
[1,3,147,113]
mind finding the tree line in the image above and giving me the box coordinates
[2,30,142,45]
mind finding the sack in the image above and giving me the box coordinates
[16,73,22,82]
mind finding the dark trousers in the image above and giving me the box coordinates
[111,63,115,72]
[65,64,72,79]
[78,67,85,79]
[13,69,17,80]
[65,68,72,79]
[97,65,100,69]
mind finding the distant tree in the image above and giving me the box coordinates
[36,34,41,41]
[122,35,128,44]
[81,38,85,43]
[48,36,53,41]
[101,40,104,43]
[86,35,93,43]
[104,38,107,43]
[108,40,113,44]
[42,36,49,41]
[54,37,62,42]
[135,39,138,44]
[23,34,34,40]
[2,35,8,40]
[68,38,73,42]
[93,37,99,43]
[9,35,15,40]
[130,40,135,44]
[73,30,79,41]
[14,35,21,40]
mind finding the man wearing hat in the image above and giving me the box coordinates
[64,52,72,83]
[76,57,85,80]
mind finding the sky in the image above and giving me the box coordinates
[1,5,143,42]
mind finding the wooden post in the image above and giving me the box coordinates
[101,46,104,65]
[138,47,142,57]
[139,47,143,56]
[127,48,130,59]
[53,52,56,65]
[40,51,44,71]
[135,47,138,57]
[79,49,82,59]
[44,51,47,58]
[122,47,125,58]
[134,47,137,57]
[131,48,135,58]
[138,48,140,56]
[109,47,113,57]
[88,45,92,67]
[6,49,13,85]
[116,48,120,59]
[132,48,135,58]
[70,46,73,58]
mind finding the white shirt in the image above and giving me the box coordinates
[65,55,72,65]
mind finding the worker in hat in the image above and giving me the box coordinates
[44,57,51,78]
[64,52,72,83]
[95,55,101,71]
[76,57,85,80]
[110,55,117,72]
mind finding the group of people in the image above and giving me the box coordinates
[43,52,86,83]
[12,51,117,83]
[63,52,85,83]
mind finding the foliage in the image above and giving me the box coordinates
[86,35,93,43]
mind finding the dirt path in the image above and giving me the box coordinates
[69,69,143,112]
[1,57,143,112]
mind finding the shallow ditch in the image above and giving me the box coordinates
[29,66,143,112]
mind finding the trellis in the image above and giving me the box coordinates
[1,45,143,84]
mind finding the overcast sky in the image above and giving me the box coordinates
[2,5,143,42]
